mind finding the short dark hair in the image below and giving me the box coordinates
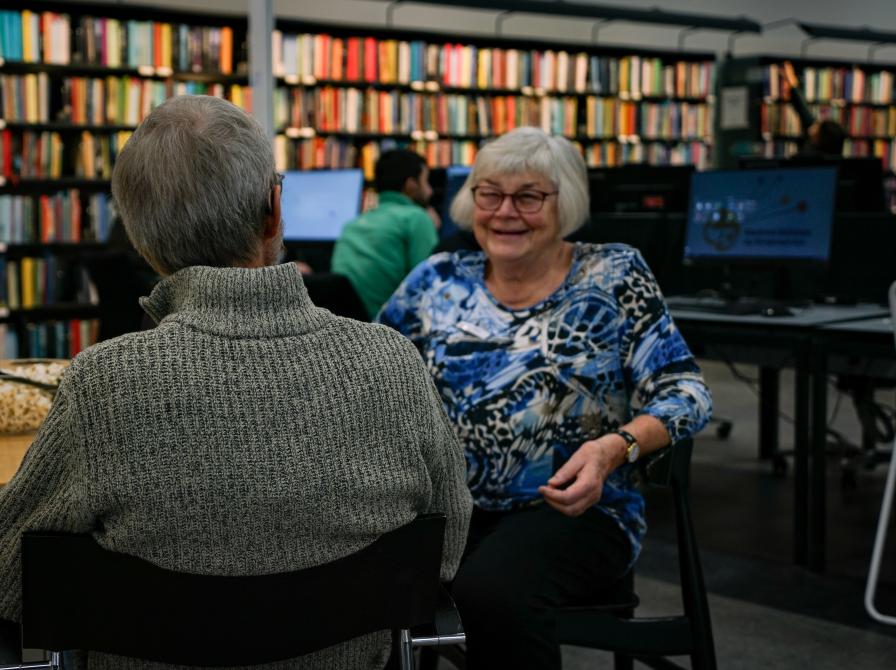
[374,149,426,193]
[814,120,846,155]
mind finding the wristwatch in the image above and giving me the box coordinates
[614,429,641,464]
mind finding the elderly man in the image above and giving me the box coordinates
[0,95,471,670]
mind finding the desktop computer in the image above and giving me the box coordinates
[279,168,364,242]
[671,166,838,313]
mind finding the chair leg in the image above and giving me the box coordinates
[865,440,896,625]
[614,652,634,670]
[398,630,415,670]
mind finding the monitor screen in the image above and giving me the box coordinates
[439,165,472,240]
[684,167,838,263]
[280,169,364,241]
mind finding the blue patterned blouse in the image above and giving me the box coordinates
[378,242,712,557]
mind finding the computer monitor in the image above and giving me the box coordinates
[280,169,364,241]
[588,164,694,213]
[438,165,472,240]
[684,167,838,264]
[737,156,886,213]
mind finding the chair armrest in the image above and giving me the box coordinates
[409,584,465,647]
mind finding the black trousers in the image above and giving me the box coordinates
[450,503,632,670]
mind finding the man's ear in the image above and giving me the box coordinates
[263,184,281,240]
[402,175,417,198]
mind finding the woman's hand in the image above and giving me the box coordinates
[538,435,627,517]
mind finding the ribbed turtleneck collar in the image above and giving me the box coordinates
[140,263,330,338]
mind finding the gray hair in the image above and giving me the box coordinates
[111,95,276,275]
[450,127,590,237]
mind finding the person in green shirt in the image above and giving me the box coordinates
[331,149,440,319]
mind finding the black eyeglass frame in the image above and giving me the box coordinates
[470,186,559,214]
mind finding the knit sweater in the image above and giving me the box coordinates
[0,262,472,670]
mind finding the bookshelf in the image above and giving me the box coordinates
[716,56,896,172]
[0,2,250,357]
[269,20,717,180]
[3,2,719,354]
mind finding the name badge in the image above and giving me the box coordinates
[456,321,491,339]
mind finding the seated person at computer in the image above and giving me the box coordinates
[783,61,846,156]
[331,149,440,319]
[0,95,472,670]
[379,127,712,670]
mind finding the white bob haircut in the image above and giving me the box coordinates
[450,126,590,237]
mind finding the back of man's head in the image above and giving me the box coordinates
[374,150,426,194]
[112,95,277,275]
[813,120,846,156]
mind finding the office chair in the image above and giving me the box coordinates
[864,281,896,626]
[81,250,157,341]
[428,439,717,670]
[0,514,464,670]
[302,271,370,322]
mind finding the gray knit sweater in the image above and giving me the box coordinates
[0,262,472,670]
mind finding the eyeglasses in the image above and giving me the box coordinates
[273,172,284,188]
[471,186,558,214]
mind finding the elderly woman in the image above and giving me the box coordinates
[0,95,471,670]
[379,127,712,669]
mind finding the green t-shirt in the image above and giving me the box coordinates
[331,191,438,319]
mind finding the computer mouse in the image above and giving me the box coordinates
[762,305,794,317]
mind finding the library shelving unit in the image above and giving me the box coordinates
[716,55,896,170]
[270,19,717,180]
[0,1,250,357]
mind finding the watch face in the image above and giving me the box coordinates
[628,444,641,463]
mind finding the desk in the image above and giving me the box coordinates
[811,315,895,572]
[0,432,35,485]
[669,303,889,572]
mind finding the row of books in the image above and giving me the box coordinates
[273,136,481,179]
[0,73,251,125]
[0,191,113,243]
[585,99,711,140]
[579,140,710,169]
[273,134,710,178]
[1,254,89,309]
[0,129,133,179]
[0,11,238,75]
[764,64,896,105]
[272,87,712,139]
[760,102,896,138]
[273,32,715,98]
[0,319,99,359]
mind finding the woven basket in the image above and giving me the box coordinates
[0,359,69,434]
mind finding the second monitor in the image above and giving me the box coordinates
[280,168,364,241]
[684,166,838,264]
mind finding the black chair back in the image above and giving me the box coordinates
[21,514,446,666]
[302,272,369,321]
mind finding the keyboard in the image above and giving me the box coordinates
[666,296,795,317]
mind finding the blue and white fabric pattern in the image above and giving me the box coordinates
[378,242,712,557]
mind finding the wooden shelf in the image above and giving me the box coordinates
[274,75,712,102]
[0,304,100,322]
[0,242,105,254]
[0,121,138,133]
[0,177,111,191]
[0,60,248,84]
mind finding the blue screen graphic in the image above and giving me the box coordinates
[280,169,364,241]
[439,165,472,240]
[684,167,837,262]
